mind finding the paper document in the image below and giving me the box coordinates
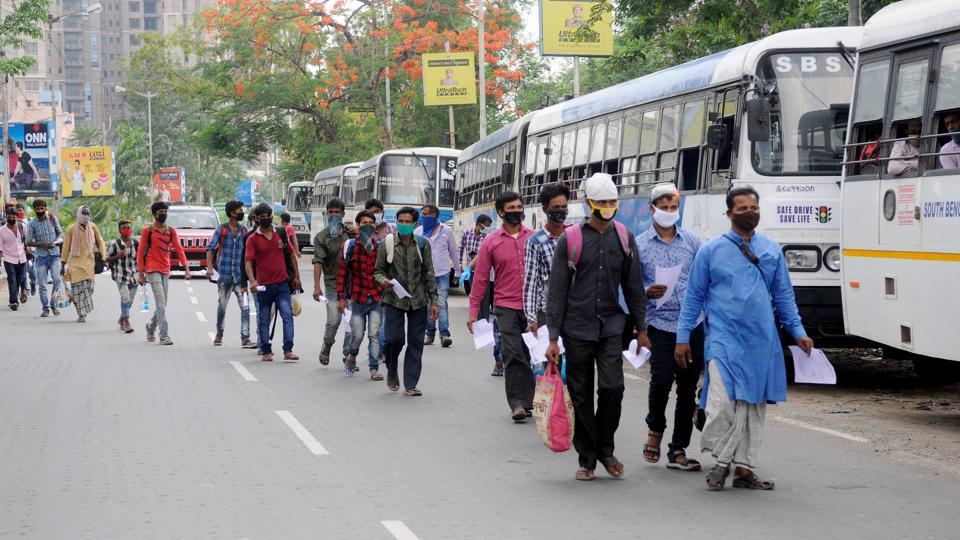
[622,339,652,369]
[316,294,330,304]
[472,319,495,350]
[521,326,563,366]
[209,269,220,282]
[341,309,352,331]
[654,264,684,308]
[789,346,836,385]
[390,280,412,299]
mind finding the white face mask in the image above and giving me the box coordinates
[652,208,680,229]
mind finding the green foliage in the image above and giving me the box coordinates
[0,0,52,77]
[67,126,104,148]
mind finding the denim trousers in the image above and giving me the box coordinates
[383,304,427,390]
[216,280,251,341]
[323,283,351,358]
[257,282,294,354]
[348,299,382,370]
[34,254,61,310]
[426,274,450,337]
[146,272,169,338]
[116,281,138,317]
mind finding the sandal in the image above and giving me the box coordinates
[705,464,729,491]
[598,456,625,478]
[643,431,663,463]
[387,377,400,392]
[575,468,595,481]
[666,450,702,471]
[491,364,504,377]
[370,370,384,381]
[403,388,422,397]
[732,470,775,490]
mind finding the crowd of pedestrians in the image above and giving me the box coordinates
[1,177,815,490]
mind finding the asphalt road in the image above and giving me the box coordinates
[0,264,956,539]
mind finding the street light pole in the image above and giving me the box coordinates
[115,85,157,170]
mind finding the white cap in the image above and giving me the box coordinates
[650,182,680,203]
[583,173,618,201]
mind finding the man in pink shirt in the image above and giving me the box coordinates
[0,204,29,310]
[467,191,535,422]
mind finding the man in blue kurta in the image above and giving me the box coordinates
[675,186,813,491]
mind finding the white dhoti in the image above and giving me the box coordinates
[700,361,766,469]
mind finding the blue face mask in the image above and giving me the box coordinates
[328,214,343,234]
[421,216,439,235]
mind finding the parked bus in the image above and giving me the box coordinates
[311,162,361,231]
[456,26,862,340]
[840,0,960,374]
[354,147,460,224]
[284,180,314,247]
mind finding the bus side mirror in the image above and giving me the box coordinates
[706,124,728,150]
[281,198,287,206]
[746,97,770,142]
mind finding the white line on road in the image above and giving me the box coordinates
[624,373,642,381]
[195,311,207,322]
[190,296,199,305]
[230,361,258,382]
[207,331,217,340]
[382,521,420,540]
[275,411,329,455]
[771,416,868,443]
[187,286,194,293]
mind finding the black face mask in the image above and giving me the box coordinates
[156,214,168,224]
[234,212,244,221]
[502,211,524,225]
[731,211,760,232]
[546,209,567,224]
[6,218,16,225]
[258,217,273,229]
[35,211,46,219]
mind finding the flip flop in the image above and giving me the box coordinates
[705,464,729,491]
[598,456,625,478]
[732,470,775,490]
[575,468,595,481]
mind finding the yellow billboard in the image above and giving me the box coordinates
[61,146,115,197]
[422,52,477,107]
[540,0,613,57]
[348,105,375,127]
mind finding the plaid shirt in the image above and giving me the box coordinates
[336,237,383,303]
[523,227,560,323]
[207,224,247,284]
[106,238,139,285]
[458,227,486,268]
[26,216,62,258]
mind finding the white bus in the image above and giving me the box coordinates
[354,147,460,224]
[456,26,862,341]
[310,162,361,231]
[841,0,960,374]
[284,180,314,247]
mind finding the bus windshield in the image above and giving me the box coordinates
[754,52,853,175]
[287,185,312,212]
[379,155,436,205]
[341,167,358,207]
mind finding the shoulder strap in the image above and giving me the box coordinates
[386,233,396,264]
[565,224,583,268]
[414,235,425,262]
[343,238,356,261]
[614,221,632,259]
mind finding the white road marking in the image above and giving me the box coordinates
[382,521,419,540]
[187,286,194,293]
[190,296,199,305]
[207,332,217,340]
[275,411,328,455]
[195,311,207,322]
[230,361,258,382]
[771,416,868,443]
[623,373,642,381]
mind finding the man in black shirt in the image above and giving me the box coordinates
[14,142,35,189]
[546,173,650,481]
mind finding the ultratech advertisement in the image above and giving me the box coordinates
[61,146,115,197]
[422,52,477,107]
[539,0,613,57]
[7,122,57,197]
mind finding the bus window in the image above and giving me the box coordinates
[548,133,561,174]
[355,170,374,205]
[440,157,457,207]
[638,155,656,185]
[887,119,922,177]
[678,100,705,190]
[525,140,537,177]
[934,45,960,170]
[561,130,575,170]
[622,112,641,159]
[341,175,354,207]
[640,109,659,154]
[574,125,590,165]
[892,59,929,123]
[658,152,677,182]
[589,122,605,165]
[659,105,678,151]
[535,139,547,177]
[379,155,437,205]
[605,117,622,162]
[850,60,890,175]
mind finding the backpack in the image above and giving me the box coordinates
[215,223,247,267]
[142,225,173,256]
[564,221,632,270]
[108,238,138,272]
[384,233,426,264]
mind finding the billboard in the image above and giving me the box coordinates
[348,105,375,127]
[152,167,185,203]
[7,122,58,197]
[422,52,477,107]
[235,180,259,206]
[61,146,115,197]
[540,0,613,57]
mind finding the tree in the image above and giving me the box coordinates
[0,0,52,77]
[68,126,104,148]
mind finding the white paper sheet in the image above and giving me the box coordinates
[789,346,837,385]
[316,294,330,304]
[622,339,652,369]
[341,309,352,331]
[521,326,563,366]
[209,269,220,282]
[654,264,684,308]
[472,319,495,350]
[390,280,412,299]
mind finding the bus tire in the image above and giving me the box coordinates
[911,356,960,383]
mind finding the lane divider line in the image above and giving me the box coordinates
[275,410,329,455]
[771,416,868,443]
[196,311,207,322]
[382,521,420,540]
[187,286,194,293]
[190,296,199,305]
[230,361,258,382]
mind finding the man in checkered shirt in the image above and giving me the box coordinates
[458,213,492,275]
[523,184,571,332]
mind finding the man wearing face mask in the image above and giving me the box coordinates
[365,198,397,236]
[415,204,460,347]
[61,205,107,323]
[137,201,190,344]
[675,186,813,491]
[105,220,140,333]
[458,214,491,288]
[938,112,960,169]
[888,119,922,176]
[635,183,704,471]
[467,191,535,422]
[545,173,649,481]
[26,199,63,317]
[0,204,29,311]
[312,198,352,366]
[336,210,385,379]
[207,200,255,349]
[523,183,569,333]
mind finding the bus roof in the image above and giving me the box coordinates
[528,26,861,136]
[313,162,362,183]
[287,181,313,187]
[359,147,462,171]
[459,112,540,164]
[860,0,960,52]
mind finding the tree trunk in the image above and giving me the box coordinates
[848,0,862,26]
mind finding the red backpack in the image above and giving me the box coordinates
[564,221,632,270]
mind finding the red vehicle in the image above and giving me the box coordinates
[165,205,221,274]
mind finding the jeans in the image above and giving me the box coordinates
[323,284,351,358]
[116,281,138,317]
[495,307,535,410]
[426,274,450,338]
[349,299,382,370]
[257,282,294,354]
[564,334,625,470]
[25,259,36,291]
[3,261,25,305]
[646,324,705,453]
[378,305,386,356]
[216,280,251,341]
[34,254,61,310]
[146,272,169,338]
[383,304,428,390]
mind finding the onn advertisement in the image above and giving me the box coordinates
[152,167,186,203]
[61,146,115,197]
[7,122,57,197]
[422,52,477,107]
[540,0,613,57]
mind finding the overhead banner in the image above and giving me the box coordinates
[422,52,477,107]
[61,146,115,197]
[540,0,613,57]
[152,167,185,203]
[348,105,375,127]
[7,122,58,197]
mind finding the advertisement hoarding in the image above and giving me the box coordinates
[235,180,259,206]
[60,146,115,197]
[152,167,185,203]
[539,0,613,57]
[422,52,477,107]
[7,122,58,197]
[348,105,375,127]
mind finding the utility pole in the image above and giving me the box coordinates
[115,86,157,171]
[384,42,394,149]
[573,57,581,97]
[477,0,486,138]
[1,51,9,205]
[848,0,862,26]
[444,39,456,149]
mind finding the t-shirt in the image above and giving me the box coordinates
[245,228,292,286]
[136,225,188,275]
[18,152,34,175]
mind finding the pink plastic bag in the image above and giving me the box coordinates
[533,362,575,452]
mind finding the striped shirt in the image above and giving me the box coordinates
[107,238,139,285]
[26,215,62,258]
[522,227,560,324]
[458,227,486,268]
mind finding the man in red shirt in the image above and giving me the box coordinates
[245,203,302,362]
[467,191,535,423]
[336,210,384,379]
[137,201,190,345]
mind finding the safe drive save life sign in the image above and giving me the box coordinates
[539,0,613,57]
[422,52,477,107]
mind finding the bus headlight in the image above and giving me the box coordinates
[783,247,820,271]
[823,246,841,272]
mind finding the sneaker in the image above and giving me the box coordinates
[441,336,453,348]
[146,325,156,342]
[77,315,86,323]
[213,334,223,346]
[159,336,173,345]
[41,310,49,318]
[123,324,135,334]
[9,303,18,311]
[345,354,356,375]
[51,306,60,316]
[424,334,435,346]
[241,339,257,349]
[283,352,300,362]
[30,285,36,296]
[262,353,274,362]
